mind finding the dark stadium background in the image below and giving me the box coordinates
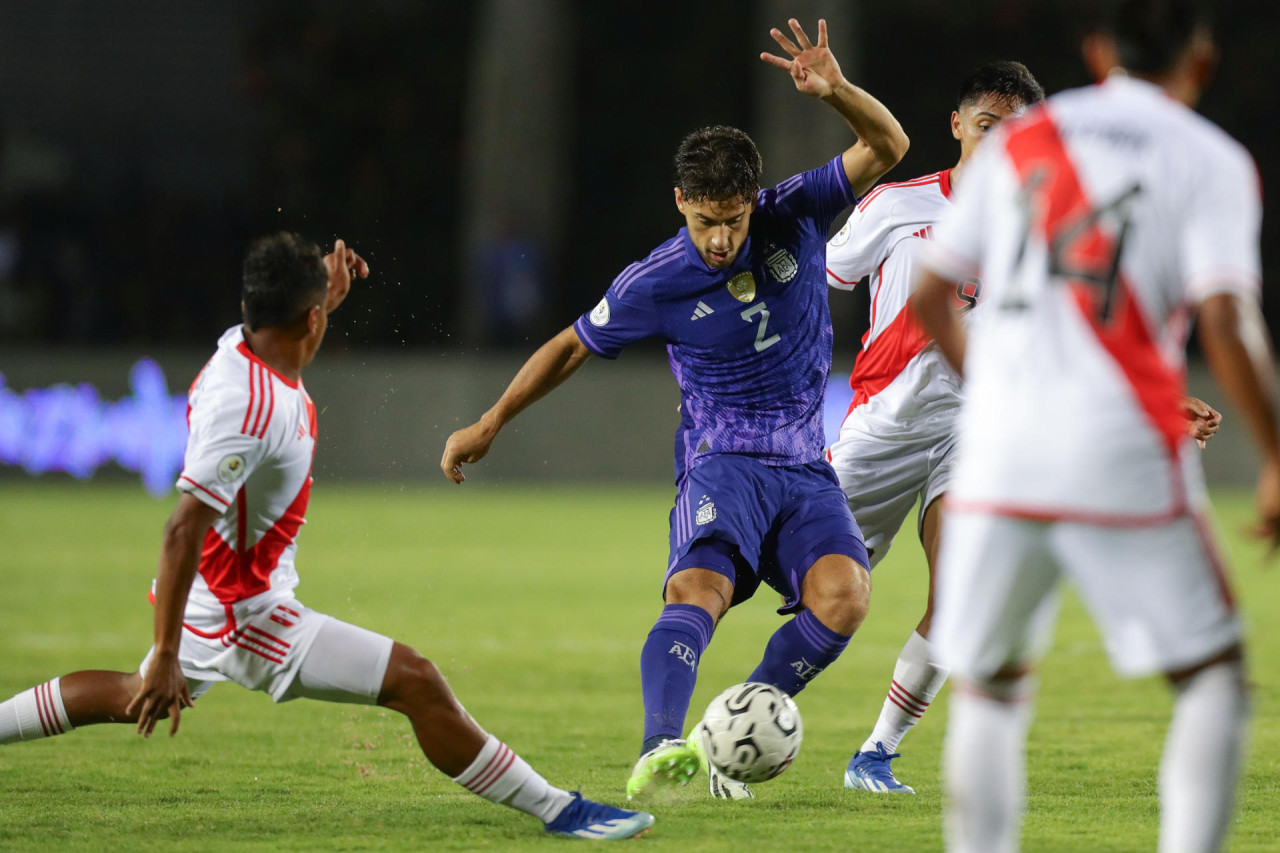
[0,0,1273,356]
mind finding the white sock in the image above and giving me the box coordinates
[944,680,1034,853]
[452,734,574,823]
[861,631,950,754]
[0,678,74,745]
[1159,660,1249,853]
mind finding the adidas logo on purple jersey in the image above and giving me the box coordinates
[690,301,715,320]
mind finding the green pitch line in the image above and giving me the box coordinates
[0,482,1276,852]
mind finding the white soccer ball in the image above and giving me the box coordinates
[699,682,803,783]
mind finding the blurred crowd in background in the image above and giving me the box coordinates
[0,0,1274,355]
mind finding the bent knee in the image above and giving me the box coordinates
[802,559,870,634]
[381,644,452,706]
[664,568,732,619]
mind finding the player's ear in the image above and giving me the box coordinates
[951,111,962,141]
[305,304,323,336]
[674,187,685,215]
[1186,29,1218,99]
[1082,31,1119,81]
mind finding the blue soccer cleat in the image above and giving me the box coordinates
[843,742,915,794]
[544,792,655,840]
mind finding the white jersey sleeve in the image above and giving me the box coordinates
[1181,142,1262,302]
[826,197,895,290]
[177,376,269,511]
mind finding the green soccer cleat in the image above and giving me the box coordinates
[625,738,700,801]
[687,722,754,800]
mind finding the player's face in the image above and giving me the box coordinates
[951,94,1024,164]
[675,189,755,269]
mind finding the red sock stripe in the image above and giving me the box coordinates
[246,625,292,651]
[467,744,515,796]
[33,684,53,736]
[888,681,929,718]
[37,682,63,735]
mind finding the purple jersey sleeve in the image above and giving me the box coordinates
[573,271,664,360]
[761,156,857,237]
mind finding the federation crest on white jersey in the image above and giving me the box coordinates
[699,682,803,783]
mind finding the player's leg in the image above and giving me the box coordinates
[0,670,138,743]
[1053,517,1247,853]
[850,491,954,793]
[746,463,869,696]
[282,613,654,839]
[938,512,1061,853]
[747,553,866,693]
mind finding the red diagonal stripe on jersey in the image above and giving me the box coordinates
[1004,113,1185,452]
[846,299,932,416]
[197,477,312,604]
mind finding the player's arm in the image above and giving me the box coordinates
[126,493,220,737]
[911,268,967,377]
[1196,292,1280,547]
[441,326,592,484]
[321,238,370,315]
[760,18,908,197]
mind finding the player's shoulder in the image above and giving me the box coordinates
[189,327,291,441]
[853,170,952,218]
[609,235,689,299]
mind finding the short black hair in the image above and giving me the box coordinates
[957,61,1046,110]
[1099,0,1210,74]
[241,232,328,331]
[674,126,762,204]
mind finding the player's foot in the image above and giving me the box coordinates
[624,738,700,801]
[843,742,915,794]
[687,722,754,800]
[544,792,655,840]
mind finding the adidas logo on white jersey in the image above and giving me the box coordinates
[690,301,715,320]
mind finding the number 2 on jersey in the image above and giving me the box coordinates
[741,302,781,352]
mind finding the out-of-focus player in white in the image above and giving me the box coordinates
[911,1,1278,850]
[826,61,1048,794]
[0,233,654,841]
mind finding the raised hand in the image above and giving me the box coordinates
[323,238,369,314]
[759,18,845,99]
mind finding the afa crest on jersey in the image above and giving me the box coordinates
[766,246,798,283]
[727,272,756,303]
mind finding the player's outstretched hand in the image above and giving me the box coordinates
[760,18,845,99]
[1181,395,1222,449]
[126,651,193,738]
[441,421,497,485]
[323,238,370,314]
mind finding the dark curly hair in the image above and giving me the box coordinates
[241,232,328,331]
[957,61,1046,110]
[673,126,763,204]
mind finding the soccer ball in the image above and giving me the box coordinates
[699,682,803,783]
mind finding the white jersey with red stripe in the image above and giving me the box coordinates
[827,169,973,440]
[174,325,318,611]
[924,75,1262,522]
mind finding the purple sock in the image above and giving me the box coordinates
[747,609,851,697]
[639,604,715,752]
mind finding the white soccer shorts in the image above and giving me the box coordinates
[829,430,958,567]
[934,511,1242,680]
[139,598,394,704]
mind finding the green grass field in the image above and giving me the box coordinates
[1,481,1277,851]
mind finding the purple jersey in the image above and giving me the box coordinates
[574,156,856,480]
